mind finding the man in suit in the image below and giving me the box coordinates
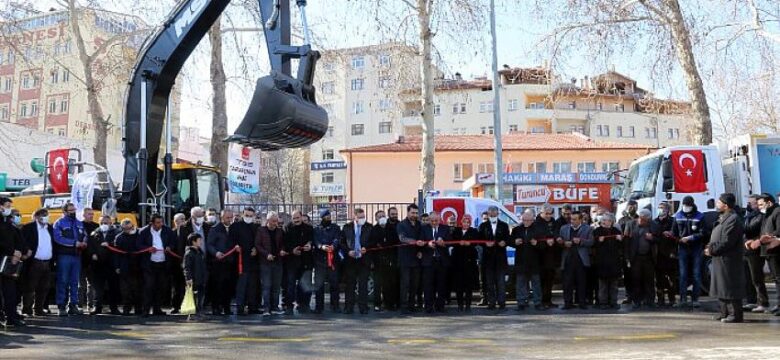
[207,209,238,316]
[257,211,286,316]
[557,212,594,310]
[283,210,314,314]
[232,207,260,315]
[397,204,423,314]
[85,215,120,315]
[21,208,54,317]
[624,209,659,309]
[312,209,342,314]
[370,209,400,312]
[138,213,175,317]
[341,208,374,314]
[478,206,511,310]
[421,211,451,313]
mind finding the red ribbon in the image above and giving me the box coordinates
[327,250,335,270]
[105,245,182,260]
[218,246,243,275]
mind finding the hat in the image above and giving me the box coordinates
[760,193,776,204]
[682,196,695,206]
[627,200,637,206]
[719,193,737,209]
[319,209,331,218]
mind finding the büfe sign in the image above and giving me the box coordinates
[515,184,611,207]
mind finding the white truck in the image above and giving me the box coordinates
[616,134,780,218]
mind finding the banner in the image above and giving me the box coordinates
[757,144,780,198]
[670,150,707,193]
[515,183,611,207]
[227,145,261,194]
[48,149,69,194]
[71,171,98,221]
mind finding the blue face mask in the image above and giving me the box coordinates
[12,215,22,226]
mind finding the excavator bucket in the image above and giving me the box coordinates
[226,72,328,150]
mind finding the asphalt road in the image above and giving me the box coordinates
[2,295,780,359]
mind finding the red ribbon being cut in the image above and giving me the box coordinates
[217,246,243,275]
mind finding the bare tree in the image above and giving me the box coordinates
[258,149,307,204]
[209,18,229,175]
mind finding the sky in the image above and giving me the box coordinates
[27,0,779,138]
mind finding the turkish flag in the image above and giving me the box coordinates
[48,149,70,194]
[431,198,465,225]
[670,150,707,193]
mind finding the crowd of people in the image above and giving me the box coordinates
[1,191,780,327]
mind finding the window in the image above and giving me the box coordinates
[58,128,66,136]
[322,62,335,73]
[351,123,364,135]
[321,81,335,94]
[49,98,57,114]
[645,127,657,139]
[30,101,38,117]
[614,103,625,112]
[22,74,31,89]
[351,56,365,69]
[350,78,364,91]
[553,162,572,173]
[479,101,494,113]
[530,126,546,134]
[577,162,596,173]
[480,126,494,135]
[528,162,547,173]
[379,121,392,134]
[568,101,576,109]
[32,74,40,88]
[509,124,518,133]
[596,102,603,110]
[627,126,635,138]
[602,161,620,172]
[668,128,680,139]
[62,69,70,83]
[596,124,610,137]
[352,101,364,114]
[327,126,334,137]
[570,125,585,134]
[433,104,441,116]
[509,162,522,172]
[508,99,518,111]
[50,69,59,84]
[379,54,391,66]
[378,98,393,111]
[453,163,474,181]
[452,103,467,114]
[0,104,8,121]
[2,77,11,92]
[528,102,546,109]
[460,103,467,113]
[378,77,392,89]
[321,172,334,183]
[20,103,28,117]
[617,126,623,137]
[478,163,495,174]
[322,149,334,160]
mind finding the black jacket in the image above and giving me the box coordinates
[624,221,659,263]
[744,209,764,256]
[284,223,314,270]
[176,220,211,258]
[421,224,451,267]
[397,218,423,268]
[451,227,479,267]
[341,222,375,266]
[206,223,237,263]
[183,246,208,287]
[592,226,623,278]
[137,225,176,269]
[21,221,54,259]
[230,221,258,271]
[0,216,23,257]
[113,231,140,275]
[761,204,780,257]
[87,227,119,267]
[709,211,745,300]
[510,224,541,275]
[369,222,399,267]
[654,216,678,270]
[534,215,560,270]
[477,220,510,270]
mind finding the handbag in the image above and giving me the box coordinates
[180,285,196,315]
[0,255,23,278]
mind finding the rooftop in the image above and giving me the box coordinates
[342,133,653,153]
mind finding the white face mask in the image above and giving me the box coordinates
[243,216,254,224]
[489,216,498,223]
[39,216,49,225]
[99,224,110,233]
[1,208,10,217]
[12,216,21,226]
[356,218,366,226]
[682,205,693,213]
[194,216,205,225]
[760,208,767,214]
[378,217,388,226]
[207,215,217,224]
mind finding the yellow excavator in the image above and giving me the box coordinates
[11,0,327,225]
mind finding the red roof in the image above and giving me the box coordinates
[342,133,652,153]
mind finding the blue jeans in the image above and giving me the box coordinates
[261,262,283,312]
[56,254,81,306]
[516,273,542,306]
[678,244,702,302]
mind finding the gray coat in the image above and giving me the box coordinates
[559,224,594,268]
[709,211,745,300]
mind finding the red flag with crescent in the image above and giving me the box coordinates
[670,150,706,193]
[48,149,69,194]
[432,198,465,225]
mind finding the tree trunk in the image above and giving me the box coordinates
[68,2,108,167]
[664,0,712,145]
[209,19,229,174]
[417,0,436,194]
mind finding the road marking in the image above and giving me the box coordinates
[574,333,676,341]
[109,331,149,339]
[218,337,312,343]
[449,339,494,344]
[387,339,438,344]
[387,338,494,345]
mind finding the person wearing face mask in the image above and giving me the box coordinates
[231,207,260,315]
[451,214,479,312]
[79,208,99,311]
[617,200,639,305]
[21,208,54,317]
[312,209,342,314]
[558,212,594,310]
[478,206,510,311]
[167,213,187,315]
[673,196,705,308]
[256,211,286,316]
[85,215,120,315]
[1,197,25,326]
[206,210,238,316]
[370,209,400,312]
[705,193,745,323]
[283,210,314,315]
[340,208,374,315]
[743,194,768,313]
[177,207,211,310]
[756,193,780,315]
[420,211,450,314]
[535,204,561,309]
[114,219,141,316]
[655,202,678,307]
[625,209,659,310]
[592,213,623,309]
[206,208,219,227]
[511,210,543,311]
[53,202,87,316]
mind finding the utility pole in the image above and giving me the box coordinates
[489,0,504,203]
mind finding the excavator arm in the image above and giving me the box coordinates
[119,0,327,216]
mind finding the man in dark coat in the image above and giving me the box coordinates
[397,204,423,314]
[755,193,780,315]
[283,210,314,314]
[21,208,54,317]
[341,208,374,314]
[535,204,560,309]
[137,213,176,317]
[477,206,511,310]
[370,209,400,312]
[618,200,639,304]
[206,209,238,315]
[257,211,286,316]
[624,209,659,309]
[706,193,745,323]
[743,194,769,313]
[673,196,706,307]
[451,214,479,312]
[85,215,120,315]
[312,209,342,314]
[655,202,678,307]
[0,197,25,326]
[231,207,260,315]
[511,210,543,310]
[420,211,450,313]
[114,219,141,315]
[592,213,623,309]
[558,212,594,309]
